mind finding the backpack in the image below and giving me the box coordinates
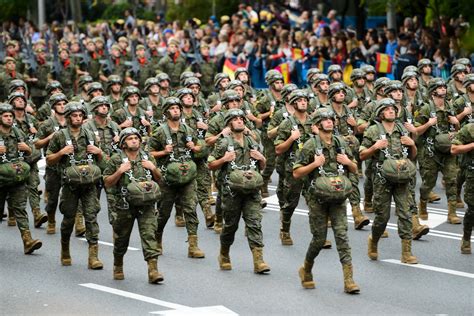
[224,135,264,194]
[62,129,102,186]
[161,123,197,187]
[375,122,416,183]
[0,128,31,186]
[428,101,455,153]
[309,135,352,203]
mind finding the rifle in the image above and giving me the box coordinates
[99,45,115,76]
[189,29,202,75]
[51,37,63,77]
[78,37,91,68]
[124,40,140,77]
[22,37,38,74]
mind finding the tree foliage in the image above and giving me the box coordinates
[165,0,240,23]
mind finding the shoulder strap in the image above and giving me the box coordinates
[162,123,173,144]
[287,115,298,129]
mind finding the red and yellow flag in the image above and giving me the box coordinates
[375,53,392,73]
[223,58,248,80]
[275,63,290,84]
[318,58,324,72]
[291,48,304,60]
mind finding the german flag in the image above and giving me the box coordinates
[223,58,249,80]
[375,53,392,73]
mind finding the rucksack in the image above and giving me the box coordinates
[0,129,31,187]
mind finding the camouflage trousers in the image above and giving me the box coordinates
[220,187,264,249]
[419,152,457,202]
[280,164,303,232]
[275,159,286,209]
[157,180,199,235]
[195,159,212,214]
[364,159,374,202]
[44,167,62,218]
[372,176,412,242]
[261,131,276,181]
[113,204,159,261]
[344,135,361,207]
[26,164,41,211]
[59,184,100,243]
[464,170,474,237]
[0,183,30,231]
[456,154,466,197]
[305,197,352,264]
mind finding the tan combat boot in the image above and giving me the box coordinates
[381,230,389,238]
[203,205,215,228]
[88,243,104,269]
[322,240,332,249]
[401,239,418,264]
[456,195,465,209]
[21,230,42,254]
[280,221,293,246]
[251,247,270,274]
[113,255,124,280]
[187,235,205,258]
[412,214,429,240]
[75,212,86,237]
[351,204,370,230]
[61,239,72,266]
[342,263,360,294]
[213,214,223,234]
[428,191,441,203]
[261,180,269,198]
[46,213,56,234]
[418,199,428,220]
[174,206,185,227]
[298,260,315,289]
[32,208,48,228]
[147,259,164,284]
[447,201,461,224]
[218,244,232,270]
[7,210,16,226]
[156,232,163,256]
[363,197,374,213]
[461,238,471,255]
[367,235,378,260]
[209,193,216,205]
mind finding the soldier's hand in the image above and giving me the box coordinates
[146,110,154,118]
[141,160,156,171]
[186,141,195,151]
[404,122,416,134]
[122,119,133,128]
[213,102,222,112]
[270,105,275,114]
[347,116,357,127]
[26,105,35,114]
[311,124,319,134]
[348,98,358,108]
[29,126,38,134]
[0,145,6,154]
[164,144,174,154]
[223,150,236,162]
[448,116,459,126]
[197,121,208,130]
[290,129,301,141]
[141,118,151,127]
[118,161,131,173]
[428,117,438,126]
[221,127,232,137]
[61,144,75,155]
[374,139,388,150]
[17,142,31,153]
[250,149,265,161]
[113,135,120,143]
[401,135,415,147]
[312,154,325,167]
[87,145,102,155]
[337,153,352,165]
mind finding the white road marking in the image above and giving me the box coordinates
[382,259,474,279]
[79,283,237,315]
[78,238,139,251]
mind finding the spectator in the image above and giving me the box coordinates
[395,43,419,80]
[385,28,398,59]
[327,9,340,35]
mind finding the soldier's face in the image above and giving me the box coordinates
[168,105,181,121]
[91,90,103,98]
[189,84,200,95]
[467,83,474,94]
[53,101,66,115]
[112,49,121,58]
[272,80,284,92]
[111,83,122,93]
[6,45,16,55]
[227,100,240,109]
[230,116,245,132]
[124,135,140,151]
[382,106,396,122]
[97,104,109,116]
[181,94,194,107]
[137,49,146,58]
[87,42,96,52]
[456,72,466,82]
[69,112,84,127]
[51,88,62,95]
[332,72,342,81]
[434,86,447,98]
[233,86,244,98]
[14,87,26,94]
[237,73,248,83]
[1,113,13,127]
[127,94,139,105]
[219,79,230,90]
[59,50,69,60]
[320,118,334,131]
[334,90,345,103]
[389,89,403,101]
[422,65,431,75]
[159,80,170,89]
[355,78,365,87]
[168,44,178,54]
[149,85,160,95]
[13,98,26,109]
[317,81,329,93]
[365,73,375,82]
[200,46,209,56]
[5,61,15,71]
[406,78,418,90]
[294,98,308,112]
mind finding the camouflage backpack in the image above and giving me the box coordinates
[309,135,352,202]
[0,129,31,186]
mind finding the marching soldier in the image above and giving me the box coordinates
[105,75,123,111]
[157,38,187,89]
[139,77,164,125]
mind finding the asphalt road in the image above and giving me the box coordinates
[1,160,473,315]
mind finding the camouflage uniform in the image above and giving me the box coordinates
[25,59,50,107]
[52,60,77,98]
[157,53,187,89]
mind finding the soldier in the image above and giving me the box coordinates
[149,97,205,258]
[111,86,151,143]
[454,58,472,74]
[157,38,187,89]
[209,109,270,274]
[103,127,164,283]
[326,82,369,230]
[274,90,316,245]
[46,102,104,269]
[451,122,474,254]
[34,93,69,234]
[207,73,230,113]
[9,92,47,228]
[105,75,123,111]
[23,47,50,107]
[177,88,214,228]
[361,64,376,96]
[99,45,128,82]
[147,38,162,66]
[72,75,94,103]
[417,58,432,93]
[85,82,105,110]
[308,74,330,110]
[184,77,210,120]
[0,103,42,254]
[327,64,358,115]
[8,79,36,116]
[228,80,261,128]
[234,67,257,104]
[0,57,24,101]
[52,48,78,98]
[348,68,371,118]
[360,98,419,264]
[193,43,217,98]
[94,37,106,58]
[125,44,156,92]
[402,70,425,115]
[293,107,359,293]
[304,68,321,92]
[415,78,461,224]
[156,73,173,99]
[256,70,285,198]
[447,64,467,101]
[80,38,101,81]
[36,81,65,123]
[139,77,164,125]
[117,37,131,61]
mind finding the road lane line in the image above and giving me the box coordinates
[382,259,474,279]
[78,238,139,251]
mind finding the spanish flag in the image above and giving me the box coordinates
[275,62,290,84]
[223,58,249,80]
[318,58,324,72]
[375,53,392,73]
[291,48,304,60]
